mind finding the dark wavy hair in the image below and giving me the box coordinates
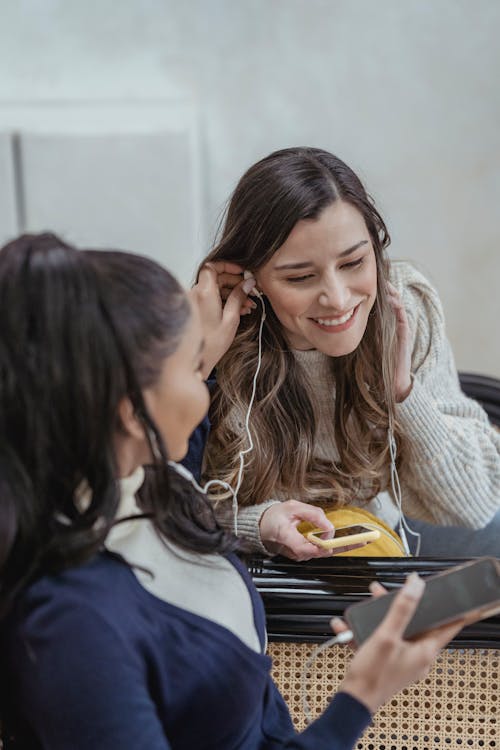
[0,233,238,619]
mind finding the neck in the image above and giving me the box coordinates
[114,434,148,479]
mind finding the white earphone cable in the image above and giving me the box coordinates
[388,415,421,556]
[169,291,267,536]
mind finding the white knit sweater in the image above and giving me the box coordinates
[106,467,262,652]
[207,261,500,553]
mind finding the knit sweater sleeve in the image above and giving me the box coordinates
[213,496,281,554]
[391,261,500,528]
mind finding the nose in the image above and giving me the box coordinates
[318,271,350,310]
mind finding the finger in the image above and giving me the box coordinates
[378,573,425,635]
[241,299,257,312]
[330,617,350,635]
[221,287,257,306]
[387,293,405,312]
[196,265,220,295]
[285,533,327,558]
[387,292,403,306]
[369,581,388,598]
[288,539,341,559]
[204,260,244,275]
[418,617,466,651]
[395,305,410,332]
[310,544,341,558]
[216,272,244,290]
[331,617,356,651]
[291,504,334,533]
[222,278,255,328]
[281,527,333,559]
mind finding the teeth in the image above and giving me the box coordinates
[315,309,355,326]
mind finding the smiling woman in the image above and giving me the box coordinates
[254,201,377,356]
[194,147,500,561]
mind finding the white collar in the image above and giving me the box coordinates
[106,466,146,545]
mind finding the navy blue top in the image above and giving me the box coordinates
[183,413,211,482]
[2,552,370,749]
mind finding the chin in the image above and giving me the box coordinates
[313,328,364,357]
[170,441,188,463]
[318,341,362,358]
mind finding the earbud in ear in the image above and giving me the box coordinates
[243,269,263,298]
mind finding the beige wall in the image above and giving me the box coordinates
[1,0,499,375]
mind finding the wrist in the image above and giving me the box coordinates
[259,504,277,542]
[339,677,379,715]
[396,375,413,403]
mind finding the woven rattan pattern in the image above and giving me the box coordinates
[269,642,499,749]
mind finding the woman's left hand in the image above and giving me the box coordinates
[387,282,413,402]
[189,262,255,378]
[333,574,465,714]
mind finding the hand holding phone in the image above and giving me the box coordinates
[260,501,371,560]
[305,523,381,550]
[336,572,465,713]
[345,557,500,644]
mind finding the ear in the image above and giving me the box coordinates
[117,397,145,441]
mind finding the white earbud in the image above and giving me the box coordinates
[243,269,264,300]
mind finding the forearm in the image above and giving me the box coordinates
[213,498,282,554]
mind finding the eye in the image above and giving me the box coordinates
[340,257,364,271]
[286,274,315,283]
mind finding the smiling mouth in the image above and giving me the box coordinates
[312,304,359,327]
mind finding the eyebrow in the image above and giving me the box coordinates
[274,240,369,271]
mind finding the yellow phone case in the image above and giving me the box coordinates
[305,525,381,549]
[298,507,406,557]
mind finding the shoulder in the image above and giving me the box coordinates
[6,554,143,646]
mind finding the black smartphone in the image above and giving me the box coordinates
[344,557,500,644]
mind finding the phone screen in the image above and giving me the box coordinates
[313,525,370,541]
[346,558,500,643]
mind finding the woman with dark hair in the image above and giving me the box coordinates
[197,147,500,560]
[0,232,463,748]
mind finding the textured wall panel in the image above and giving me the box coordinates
[0,133,18,245]
[19,129,200,285]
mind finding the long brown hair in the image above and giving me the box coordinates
[201,147,405,508]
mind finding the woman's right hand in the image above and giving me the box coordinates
[336,574,465,714]
[259,500,367,561]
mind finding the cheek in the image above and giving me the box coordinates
[200,381,210,415]
[266,286,308,319]
[364,254,378,297]
[184,379,210,432]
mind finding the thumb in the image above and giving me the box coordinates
[379,573,425,636]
